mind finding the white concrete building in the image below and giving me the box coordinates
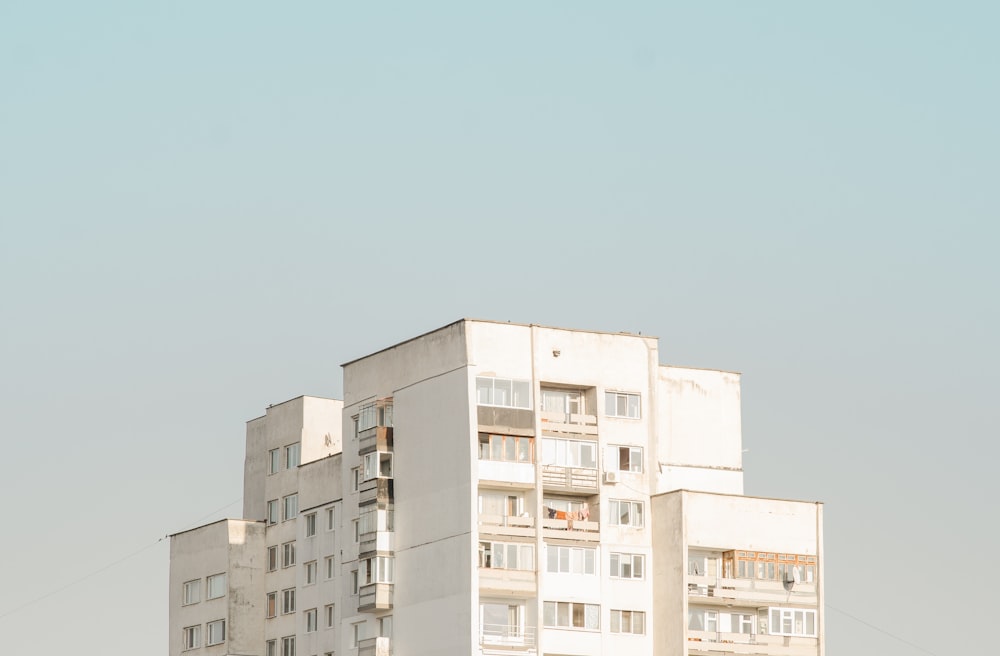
[169,319,824,656]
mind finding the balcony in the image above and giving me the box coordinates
[688,631,818,656]
[478,567,536,595]
[359,477,393,505]
[359,530,395,557]
[479,460,535,486]
[541,517,600,542]
[358,582,393,611]
[539,411,597,436]
[687,574,818,605]
[478,514,536,539]
[359,426,393,455]
[480,624,536,651]
[541,465,598,494]
[357,636,392,656]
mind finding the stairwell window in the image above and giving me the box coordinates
[605,391,640,418]
[477,376,532,409]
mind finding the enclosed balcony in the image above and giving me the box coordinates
[687,574,818,605]
[539,387,597,437]
[359,477,393,505]
[540,438,598,494]
[688,632,818,656]
[358,582,394,611]
[541,464,598,494]
[357,636,392,656]
[359,425,393,455]
[478,514,536,539]
[541,497,599,542]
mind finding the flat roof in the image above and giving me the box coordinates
[650,488,823,505]
[341,318,660,367]
[167,517,263,539]
[247,394,342,423]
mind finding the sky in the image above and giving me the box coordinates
[1,2,997,654]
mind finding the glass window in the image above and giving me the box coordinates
[305,608,317,632]
[476,377,532,409]
[267,499,279,525]
[542,601,599,629]
[268,448,280,474]
[610,553,644,579]
[206,573,226,599]
[541,438,597,468]
[281,635,296,656]
[283,494,298,521]
[182,625,201,650]
[305,561,317,585]
[182,580,200,605]
[605,391,641,418]
[609,499,644,527]
[266,640,277,656]
[326,506,336,531]
[285,443,300,468]
[266,591,277,618]
[267,546,278,572]
[479,434,534,463]
[282,541,296,568]
[611,609,645,634]
[304,513,316,537]
[546,544,596,574]
[282,588,295,614]
[325,604,335,628]
[358,403,377,431]
[206,619,225,646]
[325,555,335,580]
[609,445,642,472]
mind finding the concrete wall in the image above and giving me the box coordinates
[169,519,264,656]
[656,366,744,495]
[649,491,686,656]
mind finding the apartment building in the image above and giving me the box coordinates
[169,319,824,656]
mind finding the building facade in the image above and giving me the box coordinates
[169,319,824,656]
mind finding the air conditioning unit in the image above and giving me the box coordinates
[603,471,620,484]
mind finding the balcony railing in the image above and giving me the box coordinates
[539,411,598,435]
[688,630,818,656]
[541,464,598,493]
[358,582,394,611]
[541,517,600,542]
[478,567,536,595]
[687,574,818,604]
[359,426,393,455]
[478,514,535,538]
[480,624,536,649]
[359,530,395,556]
[357,636,392,656]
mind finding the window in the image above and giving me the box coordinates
[281,588,296,614]
[305,560,317,585]
[479,491,524,517]
[182,625,201,650]
[351,467,360,491]
[359,506,376,535]
[285,443,301,469]
[305,608,317,632]
[266,639,277,656]
[609,499,644,527]
[182,580,200,606]
[476,376,531,409]
[352,622,365,647]
[267,499,280,525]
[605,391,640,418]
[362,451,393,481]
[543,497,590,519]
[266,591,277,618]
[609,445,642,473]
[267,545,278,572]
[609,553,644,579]
[768,607,816,637]
[283,493,298,521]
[281,635,296,656]
[541,438,597,469]
[326,506,335,531]
[205,573,226,599]
[378,615,392,638]
[688,608,718,632]
[325,604,335,628]
[543,601,599,630]
[541,388,584,415]
[352,519,360,543]
[282,541,296,568]
[325,555,335,580]
[377,402,393,428]
[724,550,816,583]
[610,609,645,634]
[206,619,226,646]
[268,448,281,474]
[546,545,596,575]
[479,541,535,570]
[479,433,534,463]
[304,512,316,537]
[358,403,377,431]
[360,556,394,584]
[350,570,359,595]
[732,612,754,634]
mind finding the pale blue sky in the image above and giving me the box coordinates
[1,3,997,654]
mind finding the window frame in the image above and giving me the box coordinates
[324,555,335,580]
[268,448,280,475]
[545,544,596,575]
[326,506,336,531]
[541,437,598,469]
[267,545,278,572]
[325,604,335,629]
[476,376,532,409]
[609,499,644,528]
[281,635,296,656]
[304,560,317,585]
[267,499,279,525]
[282,541,296,568]
[542,601,600,630]
[181,579,200,606]
[282,493,298,521]
[305,608,318,633]
[281,588,296,614]
[478,540,535,571]
[478,433,534,463]
[609,445,643,473]
[205,572,226,600]
[182,625,201,650]
[206,619,226,646]
[304,512,316,537]
[609,552,645,579]
[610,609,645,635]
[767,607,817,637]
[266,591,277,618]
[285,442,301,469]
[605,391,641,419]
